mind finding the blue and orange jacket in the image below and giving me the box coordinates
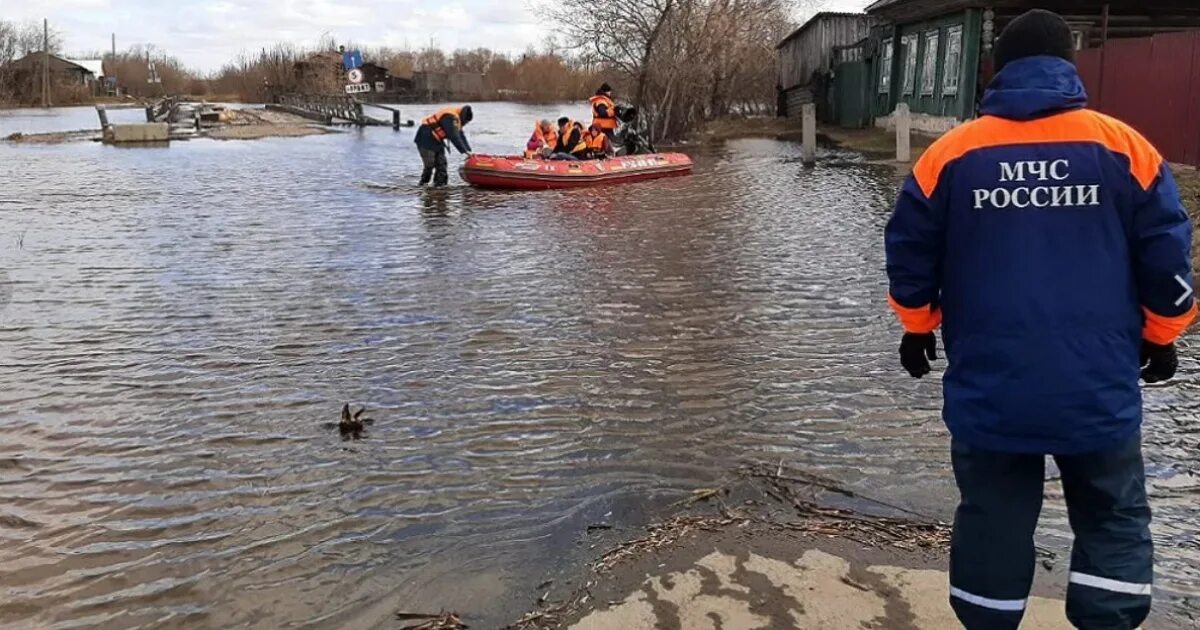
[415,108,471,154]
[885,56,1196,454]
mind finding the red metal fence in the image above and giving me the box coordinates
[1076,31,1200,166]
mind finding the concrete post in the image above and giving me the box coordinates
[801,103,817,165]
[95,105,109,129]
[895,103,912,163]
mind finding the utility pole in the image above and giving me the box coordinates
[42,18,50,108]
[111,33,116,58]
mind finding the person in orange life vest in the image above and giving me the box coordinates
[589,83,619,139]
[551,117,586,161]
[415,105,473,186]
[580,124,615,160]
[886,10,1195,630]
[524,119,558,159]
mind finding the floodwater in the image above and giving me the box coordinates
[0,101,1197,628]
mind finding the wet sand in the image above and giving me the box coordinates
[1,107,334,143]
[555,526,1070,630]
[507,465,1200,630]
[3,129,100,144]
[206,108,336,140]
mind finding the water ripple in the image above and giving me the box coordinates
[0,105,1196,627]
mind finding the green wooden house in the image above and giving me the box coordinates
[855,0,1200,134]
[864,1,986,134]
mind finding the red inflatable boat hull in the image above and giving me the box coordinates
[460,153,693,190]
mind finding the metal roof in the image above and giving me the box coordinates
[68,58,104,77]
[864,0,980,20]
[777,12,871,49]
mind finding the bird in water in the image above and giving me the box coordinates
[337,403,374,439]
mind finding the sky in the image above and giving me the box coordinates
[7,0,873,73]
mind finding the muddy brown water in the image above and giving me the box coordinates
[1,102,1198,628]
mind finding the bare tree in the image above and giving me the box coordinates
[549,0,797,141]
[0,19,68,104]
[552,0,675,110]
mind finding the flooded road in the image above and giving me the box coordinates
[1,102,1198,628]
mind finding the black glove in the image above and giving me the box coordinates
[1141,340,1178,384]
[900,332,938,378]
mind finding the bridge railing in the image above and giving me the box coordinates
[271,93,412,129]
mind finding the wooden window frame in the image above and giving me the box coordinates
[921,29,940,96]
[943,25,963,96]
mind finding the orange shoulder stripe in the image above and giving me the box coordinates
[1144,303,1197,345]
[912,109,1164,198]
[888,293,942,334]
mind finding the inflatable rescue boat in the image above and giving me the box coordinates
[460,153,693,190]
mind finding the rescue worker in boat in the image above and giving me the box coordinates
[589,83,619,140]
[580,123,616,160]
[550,117,586,161]
[524,119,558,160]
[415,105,473,186]
[885,10,1194,630]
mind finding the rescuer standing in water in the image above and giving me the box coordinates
[886,10,1195,630]
[415,105,473,186]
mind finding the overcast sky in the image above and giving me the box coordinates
[11,0,872,73]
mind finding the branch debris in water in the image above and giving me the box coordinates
[396,610,468,629]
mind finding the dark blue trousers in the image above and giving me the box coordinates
[949,434,1152,630]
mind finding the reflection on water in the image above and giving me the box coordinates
[0,102,1196,628]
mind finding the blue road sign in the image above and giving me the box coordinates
[343,50,363,70]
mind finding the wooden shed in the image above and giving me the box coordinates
[776,12,873,117]
[9,53,97,85]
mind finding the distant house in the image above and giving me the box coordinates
[776,12,873,118]
[413,71,447,100]
[10,52,99,86]
[448,72,483,100]
[413,71,483,101]
[293,50,343,93]
[859,0,1200,134]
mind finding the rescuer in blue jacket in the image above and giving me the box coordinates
[415,105,473,186]
[885,10,1195,630]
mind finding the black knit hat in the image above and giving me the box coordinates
[460,105,473,124]
[994,9,1076,71]
[597,82,612,94]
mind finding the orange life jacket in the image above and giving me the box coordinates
[584,129,607,152]
[422,107,463,142]
[523,124,559,159]
[558,120,587,154]
[590,94,618,130]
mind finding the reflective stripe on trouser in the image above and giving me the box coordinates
[949,440,1044,630]
[1058,435,1153,629]
[948,434,1152,630]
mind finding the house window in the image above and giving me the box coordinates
[944,25,963,95]
[902,34,918,96]
[921,29,940,95]
[879,41,893,94]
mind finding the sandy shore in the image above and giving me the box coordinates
[3,129,101,144]
[552,524,1070,630]
[501,463,1200,629]
[206,108,336,140]
[2,107,335,144]
[499,465,1078,629]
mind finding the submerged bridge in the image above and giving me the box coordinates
[267,93,413,130]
